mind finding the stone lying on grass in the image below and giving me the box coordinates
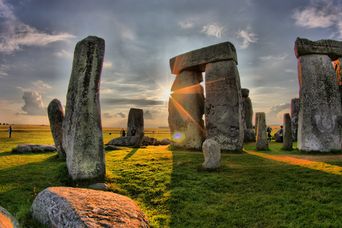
[107,136,171,147]
[12,144,56,153]
[31,187,149,227]
[104,145,119,151]
[0,205,19,228]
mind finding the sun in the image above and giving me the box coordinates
[160,87,171,101]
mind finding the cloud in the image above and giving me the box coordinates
[54,49,73,59]
[267,103,290,124]
[21,91,45,115]
[178,20,194,29]
[292,0,342,37]
[115,112,126,118]
[103,61,113,69]
[102,98,164,106]
[201,23,224,38]
[259,54,288,61]
[0,0,74,54]
[144,110,153,119]
[0,64,9,78]
[236,28,258,49]
[17,80,52,93]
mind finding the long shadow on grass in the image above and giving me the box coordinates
[124,148,139,160]
[0,156,67,227]
[168,148,342,227]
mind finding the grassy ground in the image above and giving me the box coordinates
[0,125,342,227]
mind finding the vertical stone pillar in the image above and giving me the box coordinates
[242,88,255,142]
[255,112,268,151]
[283,113,293,150]
[297,54,342,152]
[63,36,106,180]
[168,70,205,149]
[47,99,65,159]
[205,60,244,151]
[290,98,300,141]
[127,108,144,147]
[336,58,342,106]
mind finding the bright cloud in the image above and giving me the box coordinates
[201,23,224,38]
[178,20,194,29]
[236,29,258,49]
[103,61,113,69]
[292,0,342,37]
[54,49,73,59]
[259,54,288,61]
[0,0,74,54]
[21,91,45,116]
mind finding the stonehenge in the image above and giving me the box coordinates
[169,42,244,151]
[202,139,221,169]
[295,38,342,152]
[290,98,300,142]
[241,88,255,142]
[168,70,205,149]
[255,112,268,151]
[283,113,293,150]
[47,99,65,159]
[63,36,106,180]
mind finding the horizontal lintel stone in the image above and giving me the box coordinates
[294,37,342,59]
[170,42,238,75]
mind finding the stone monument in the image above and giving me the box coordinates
[63,36,106,180]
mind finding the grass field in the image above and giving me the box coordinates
[0,125,341,227]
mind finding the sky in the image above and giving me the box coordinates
[0,0,342,127]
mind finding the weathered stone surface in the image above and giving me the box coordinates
[283,113,293,150]
[290,98,300,142]
[12,144,56,153]
[127,108,144,147]
[168,70,205,149]
[241,88,249,98]
[205,60,244,151]
[295,37,342,60]
[202,139,221,169]
[297,54,342,152]
[159,138,171,145]
[88,183,109,191]
[171,70,203,91]
[63,36,105,180]
[241,88,254,142]
[255,112,268,150]
[47,99,65,159]
[0,206,19,228]
[244,129,256,143]
[107,136,143,147]
[31,187,149,227]
[170,42,238,74]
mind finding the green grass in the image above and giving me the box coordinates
[0,126,342,227]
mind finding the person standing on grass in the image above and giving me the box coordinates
[8,125,12,138]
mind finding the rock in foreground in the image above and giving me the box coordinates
[202,139,221,169]
[0,206,19,228]
[12,144,56,153]
[31,187,149,227]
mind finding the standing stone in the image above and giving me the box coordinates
[47,99,65,159]
[168,70,205,149]
[255,112,268,150]
[62,36,105,180]
[336,58,342,106]
[205,60,244,151]
[297,54,342,152]
[290,98,300,142]
[202,138,221,169]
[241,88,255,142]
[127,108,144,147]
[283,113,293,150]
